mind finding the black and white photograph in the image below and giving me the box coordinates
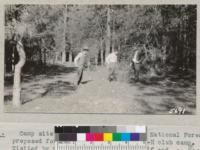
[4,4,196,114]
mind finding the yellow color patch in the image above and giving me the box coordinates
[104,133,113,141]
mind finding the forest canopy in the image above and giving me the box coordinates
[5,4,196,74]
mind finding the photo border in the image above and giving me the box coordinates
[0,0,199,126]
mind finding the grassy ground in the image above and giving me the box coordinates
[4,65,196,114]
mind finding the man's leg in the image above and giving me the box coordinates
[77,67,83,85]
[132,63,138,81]
[108,69,113,81]
[112,63,117,81]
[108,63,115,81]
[134,63,140,81]
[107,64,112,81]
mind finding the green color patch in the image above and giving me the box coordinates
[113,133,121,141]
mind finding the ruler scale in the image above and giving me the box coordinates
[55,126,147,150]
[55,142,147,150]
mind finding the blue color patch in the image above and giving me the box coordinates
[121,133,130,141]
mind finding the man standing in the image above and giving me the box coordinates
[74,45,89,86]
[105,51,118,81]
[131,46,146,82]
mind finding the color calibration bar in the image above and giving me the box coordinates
[54,126,146,142]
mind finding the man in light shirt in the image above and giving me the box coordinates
[74,45,89,86]
[105,51,118,81]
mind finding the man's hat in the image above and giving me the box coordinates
[83,45,89,51]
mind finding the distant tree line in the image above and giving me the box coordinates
[5,4,196,74]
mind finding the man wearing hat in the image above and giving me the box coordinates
[131,45,146,82]
[74,45,89,86]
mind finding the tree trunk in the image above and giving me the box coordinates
[12,46,15,73]
[12,41,26,107]
[100,39,104,65]
[95,55,98,66]
[39,47,42,65]
[61,51,66,64]
[61,5,67,64]
[101,50,104,65]
[112,13,115,53]
[111,40,115,53]
[42,48,47,65]
[118,44,121,52]
[43,48,47,72]
[106,6,111,58]
[69,50,72,64]
[55,52,59,64]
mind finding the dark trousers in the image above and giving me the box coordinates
[108,62,117,81]
[132,62,141,81]
[77,67,84,85]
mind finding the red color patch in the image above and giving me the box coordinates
[94,133,103,141]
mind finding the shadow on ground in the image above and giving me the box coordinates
[129,73,196,115]
[4,66,196,114]
[4,64,77,86]
[22,80,76,104]
[4,64,77,105]
[4,80,76,105]
[81,80,93,84]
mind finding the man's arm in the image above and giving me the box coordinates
[138,52,146,63]
[105,55,111,65]
[74,53,81,67]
